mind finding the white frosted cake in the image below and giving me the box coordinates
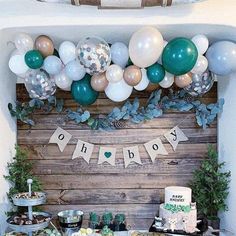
[159,186,198,233]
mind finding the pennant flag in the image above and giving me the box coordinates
[164,126,188,151]
[144,138,168,162]
[123,146,142,168]
[49,127,72,152]
[72,139,94,163]
[98,146,116,166]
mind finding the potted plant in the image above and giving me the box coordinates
[189,145,231,229]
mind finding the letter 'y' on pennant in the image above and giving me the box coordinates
[49,127,72,152]
[164,126,188,151]
[123,146,142,168]
[144,138,168,163]
[98,146,116,166]
[72,139,94,164]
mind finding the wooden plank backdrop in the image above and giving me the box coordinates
[17,83,217,229]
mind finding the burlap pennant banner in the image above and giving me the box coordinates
[48,126,188,167]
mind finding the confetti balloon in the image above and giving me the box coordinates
[184,70,214,96]
[175,73,193,88]
[25,69,56,100]
[105,79,133,102]
[134,68,150,91]
[77,37,111,75]
[162,37,198,76]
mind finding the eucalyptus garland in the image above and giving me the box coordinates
[8,89,224,130]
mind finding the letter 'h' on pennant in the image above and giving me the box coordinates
[49,127,72,152]
[72,139,94,164]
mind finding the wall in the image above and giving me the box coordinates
[17,84,217,229]
[0,31,17,234]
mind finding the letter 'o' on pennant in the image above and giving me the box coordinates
[164,126,188,151]
[144,138,168,163]
[49,127,72,152]
[72,139,94,164]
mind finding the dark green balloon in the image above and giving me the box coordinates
[71,74,99,106]
[25,50,44,69]
[162,37,198,76]
[147,63,165,84]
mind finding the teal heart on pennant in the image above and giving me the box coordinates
[104,152,112,158]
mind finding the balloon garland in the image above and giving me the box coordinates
[8,26,234,107]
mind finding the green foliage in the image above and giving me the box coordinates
[189,145,231,219]
[8,89,224,130]
[4,146,42,215]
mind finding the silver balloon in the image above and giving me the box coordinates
[77,37,111,75]
[25,69,57,100]
[184,70,214,97]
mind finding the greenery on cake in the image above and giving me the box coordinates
[189,145,231,220]
[164,203,191,213]
[4,146,42,215]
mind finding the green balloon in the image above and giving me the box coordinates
[71,74,99,106]
[25,50,44,69]
[162,37,198,76]
[147,63,165,84]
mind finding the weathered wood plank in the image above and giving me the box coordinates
[18,113,216,130]
[42,204,159,219]
[18,128,216,145]
[22,143,216,160]
[37,174,192,190]
[32,158,202,175]
[45,189,164,205]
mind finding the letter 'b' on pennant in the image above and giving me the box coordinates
[49,127,72,152]
[144,138,168,162]
[123,146,142,168]
[72,140,94,164]
[164,126,188,151]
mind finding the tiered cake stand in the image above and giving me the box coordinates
[7,179,52,236]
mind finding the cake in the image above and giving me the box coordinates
[158,186,198,234]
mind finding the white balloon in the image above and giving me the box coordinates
[111,42,129,69]
[59,41,76,65]
[106,64,123,83]
[158,40,168,65]
[159,72,174,88]
[44,55,63,75]
[105,79,133,102]
[129,26,164,68]
[134,68,150,91]
[9,54,29,75]
[65,60,86,81]
[14,33,34,54]
[191,34,209,55]
[191,55,208,74]
[54,69,72,91]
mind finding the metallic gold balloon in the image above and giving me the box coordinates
[35,35,54,58]
[175,73,192,88]
[91,73,109,92]
[124,65,142,86]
